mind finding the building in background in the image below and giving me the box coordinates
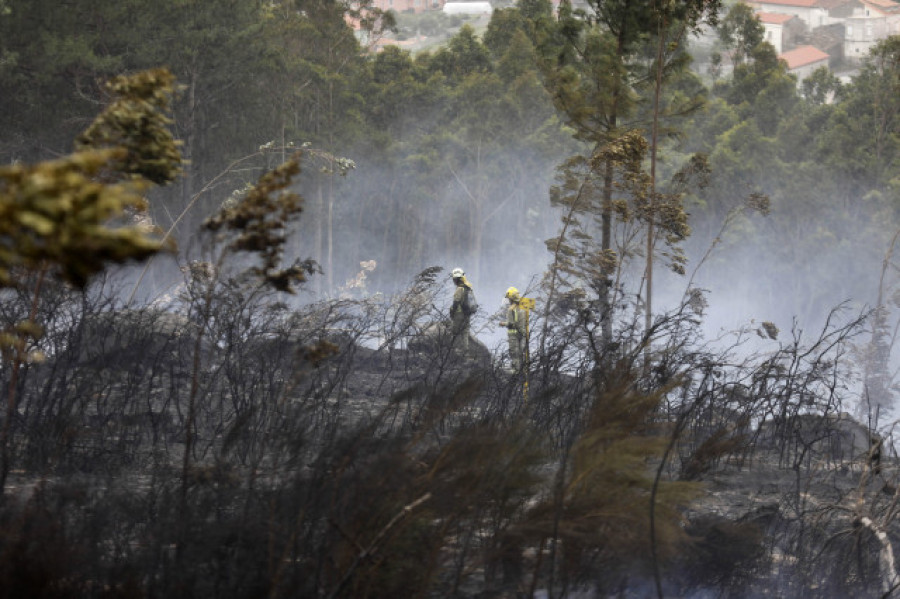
[442,1,493,14]
[834,0,900,61]
[779,44,831,79]
[748,0,845,29]
[748,0,900,64]
[758,11,806,53]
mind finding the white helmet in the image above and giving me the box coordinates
[451,267,464,279]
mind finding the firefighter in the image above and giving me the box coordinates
[449,267,477,354]
[500,287,527,371]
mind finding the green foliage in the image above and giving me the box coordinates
[800,66,844,106]
[0,150,167,289]
[518,0,553,22]
[76,67,182,185]
[203,153,317,293]
[545,129,703,312]
[260,0,369,148]
[0,68,179,288]
[716,1,764,66]
[0,0,572,294]
[680,35,900,329]
[719,42,798,136]
[709,120,780,194]
[483,8,530,59]
[351,14,572,284]
[430,25,492,81]
[831,36,900,185]
[536,0,722,345]
[496,28,537,83]
[535,16,636,145]
[344,0,397,40]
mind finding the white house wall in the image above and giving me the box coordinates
[792,59,829,80]
[844,13,897,61]
[763,23,786,53]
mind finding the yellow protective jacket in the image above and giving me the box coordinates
[451,276,474,317]
[505,302,527,337]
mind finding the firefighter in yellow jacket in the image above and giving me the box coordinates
[500,287,527,371]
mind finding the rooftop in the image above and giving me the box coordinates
[757,11,798,23]
[860,0,900,14]
[779,45,830,68]
[815,0,855,8]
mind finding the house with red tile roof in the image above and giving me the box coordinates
[779,45,831,79]
[748,0,850,29]
[757,11,806,53]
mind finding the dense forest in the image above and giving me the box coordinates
[2,0,900,596]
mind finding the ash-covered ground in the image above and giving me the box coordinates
[0,287,897,598]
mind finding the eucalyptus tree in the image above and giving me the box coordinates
[817,36,900,192]
[0,0,133,162]
[816,37,900,418]
[533,0,649,351]
[718,42,798,137]
[640,0,720,345]
[259,0,379,294]
[484,7,533,57]
[427,25,571,284]
[532,0,720,352]
[800,66,844,106]
[715,1,764,67]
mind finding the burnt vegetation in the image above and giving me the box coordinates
[1,127,899,597]
[1,253,896,598]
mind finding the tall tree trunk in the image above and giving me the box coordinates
[315,181,324,297]
[598,29,626,352]
[472,141,484,285]
[326,78,335,295]
[181,65,198,238]
[645,9,667,364]
[327,155,334,295]
[601,159,614,348]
